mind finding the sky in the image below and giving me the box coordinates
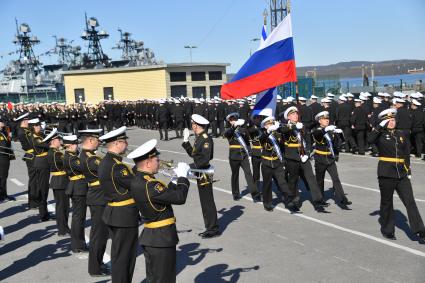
[1,0,424,73]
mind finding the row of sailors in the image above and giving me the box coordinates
[222,106,425,243]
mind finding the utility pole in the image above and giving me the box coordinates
[184,45,197,63]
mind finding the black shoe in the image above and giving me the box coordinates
[6,196,16,201]
[340,199,352,206]
[252,193,262,203]
[40,215,51,222]
[381,232,396,240]
[233,195,241,201]
[320,200,330,207]
[313,202,327,213]
[72,247,89,253]
[164,138,169,141]
[198,230,207,237]
[264,204,273,212]
[90,270,111,277]
[58,232,70,237]
[201,230,221,239]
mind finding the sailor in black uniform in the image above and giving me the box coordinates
[29,118,51,221]
[98,126,139,283]
[78,129,110,277]
[0,116,15,202]
[182,114,220,238]
[45,128,70,236]
[129,139,190,283]
[63,134,88,253]
[368,108,425,242]
[312,111,352,208]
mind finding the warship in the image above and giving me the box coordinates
[0,14,159,103]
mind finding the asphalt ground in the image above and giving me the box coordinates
[1,127,425,282]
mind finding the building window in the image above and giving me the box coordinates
[191,72,206,81]
[103,87,114,100]
[209,71,222,80]
[171,85,187,98]
[74,88,85,103]
[170,72,186,82]
[209,85,221,98]
[192,86,206,99]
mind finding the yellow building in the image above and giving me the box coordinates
[63,63,229,104]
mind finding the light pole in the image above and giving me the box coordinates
[249,38,260,56]
[184,45,197,63]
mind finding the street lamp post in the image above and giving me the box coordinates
[249,38,260,56]
[184,45,197,63]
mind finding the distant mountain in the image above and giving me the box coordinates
[296,59,425,79]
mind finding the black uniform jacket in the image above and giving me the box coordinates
[17,127,34,160]
[247,124,263,157]
[47,148,68,190]
[258,130,285,169]
[131,170,189,247]
[182,131,213,170]
[31,132,49,169]
[368,127,411,179]
[64,150,88,197]
[311,127,339,165]
[99,152,139,227]
[80,149,105,206]
[223,126,251,161]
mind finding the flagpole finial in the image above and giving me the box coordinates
[287,0,291,14]
[263,9,268,26]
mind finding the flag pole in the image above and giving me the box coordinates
[296,81,299,106]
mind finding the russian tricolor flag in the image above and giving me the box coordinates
[221,14,297,100]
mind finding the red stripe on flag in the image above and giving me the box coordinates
[221,60,297,100]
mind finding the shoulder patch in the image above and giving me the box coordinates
[95,159,100,165]
[76,160,80,165]
[154,182,165,193]
[203,133,208,139]
[121,168,129,176]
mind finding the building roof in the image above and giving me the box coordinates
[62,63,230,76]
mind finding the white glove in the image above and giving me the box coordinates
[267,122,280,133]
[408,175,412,180]
[0,225,4,241]
[325,125,336,132]
[183,128,190,142]
[295,122,303,130]
[301,155,309,163]
[173,162,190,178]
[334,128,343,134]
[234,119,245,127]
[379,119,390,128]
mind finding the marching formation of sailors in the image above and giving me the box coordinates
[0,90,425,282]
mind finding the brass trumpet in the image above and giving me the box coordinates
[0,145,34,160]
[159,161,217,181]
[159,159,174,168]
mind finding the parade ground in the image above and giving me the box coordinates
[1,127,425,283]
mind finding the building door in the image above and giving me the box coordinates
[74,88,85,103]
[171,85,187,98]
[192,86,206,99]
[104,87,114,100]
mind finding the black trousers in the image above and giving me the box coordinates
[70,196,87,250]
[109,226,138,283]
[197,181,219,232]
[218,120,225,136]
[143,245,176,283]
[286,159,323,203]
[209,121,218,137]
[229,158,258,197]
[53,190,70,234]
[0,158,10,199]
[411,132,424,157]
[174,120,184,138]
[261,164,290,207]
[354,129,365,154]
[378,177,425,235]
[314,161,347,202]
[251,156,262,184]
[159,121,168,140]
[25,159,39,208]
[88,205,109,275]
[342,126,357,151]
[35,167,50,219]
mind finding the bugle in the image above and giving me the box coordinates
[159,164,218,182]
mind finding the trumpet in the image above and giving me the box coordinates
[159,159,174,168]
[159,162,218,182]
[43,129,72,136]
[0,145,34,160]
